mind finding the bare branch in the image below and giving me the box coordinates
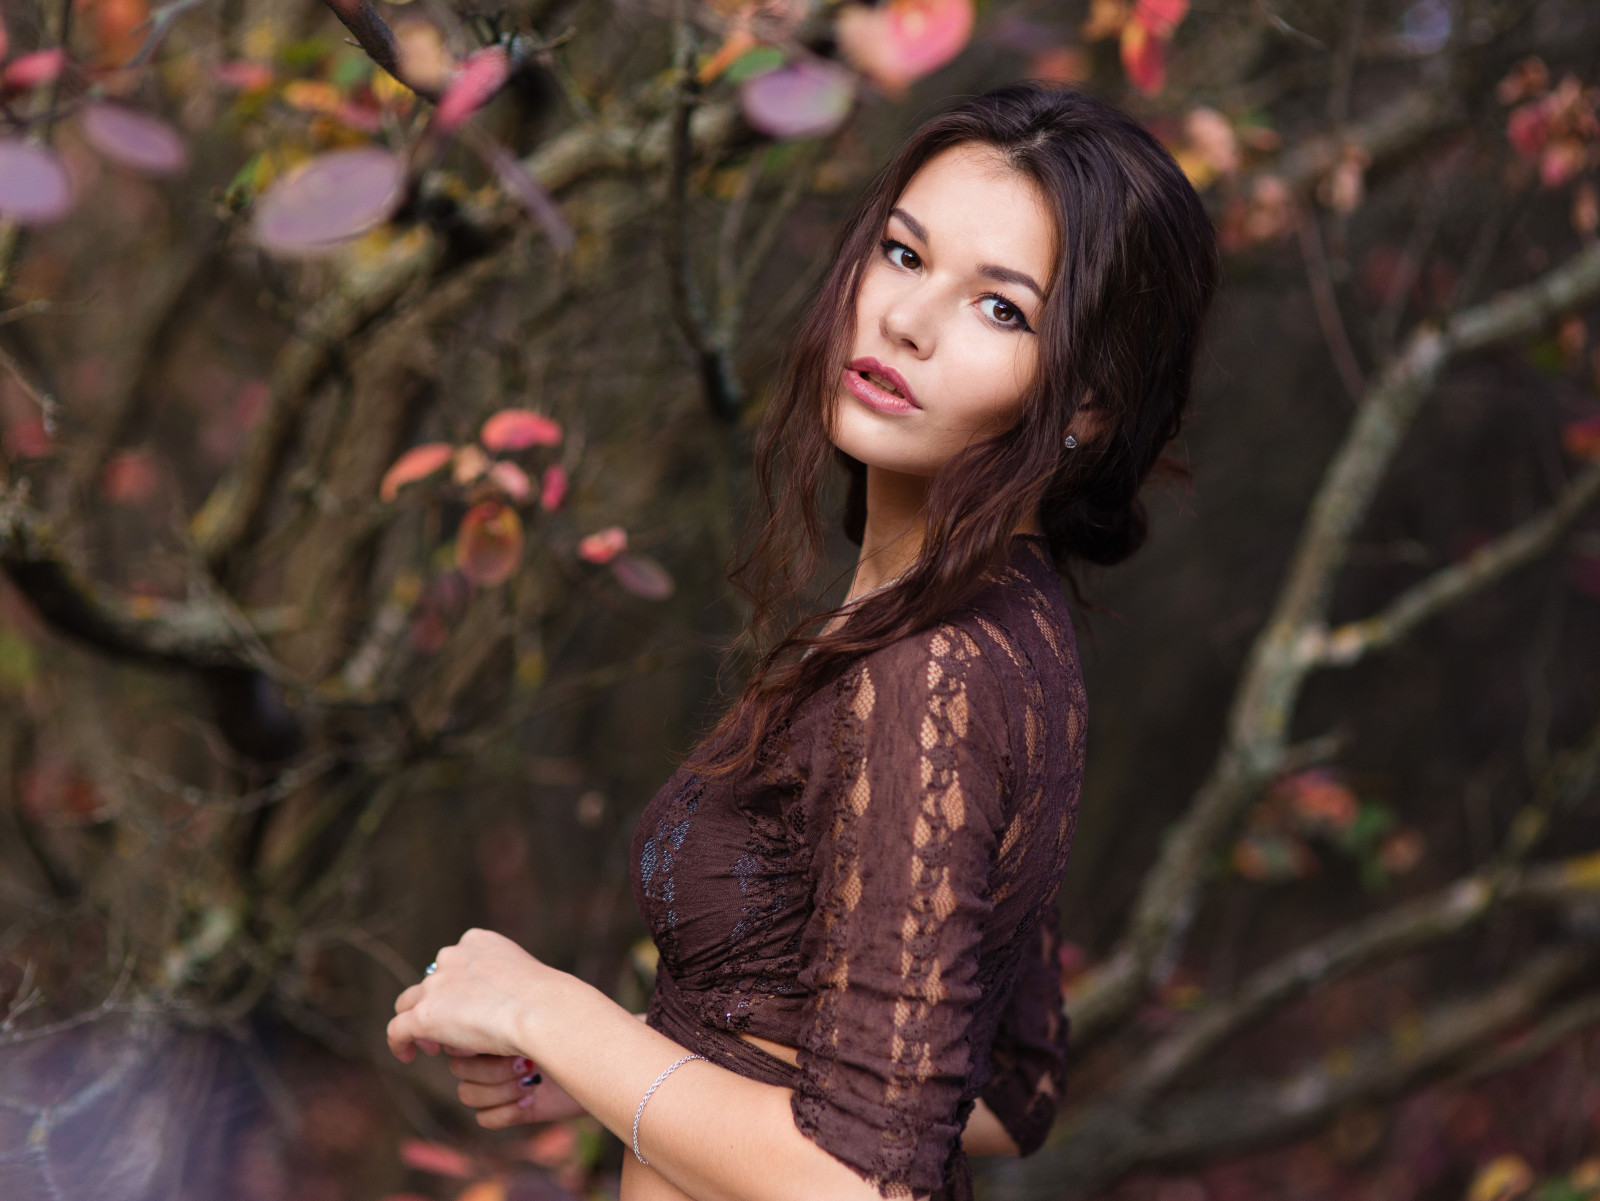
[321,0,440,101]
[1313,457,1600,667]
[1294,204,1367,404]
[1018,948,1595,1201]
[1067,237,1600,1048]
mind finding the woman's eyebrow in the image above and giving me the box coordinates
[888,206,1044,300]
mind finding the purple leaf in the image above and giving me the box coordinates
[465,129,575,253]
[610,552,675,600]
[0,140,74,224]
[739,57,856,140]
[79,103,188,176]
[251,147,406,257]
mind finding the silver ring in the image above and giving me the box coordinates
[425,961,438,975]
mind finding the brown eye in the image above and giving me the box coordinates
[881,239,920,270]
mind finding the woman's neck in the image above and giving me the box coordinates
[848,464,1044,603]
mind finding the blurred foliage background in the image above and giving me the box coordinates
[1,0,1600,1199]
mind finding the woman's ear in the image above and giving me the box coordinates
[1067,398,1108,447]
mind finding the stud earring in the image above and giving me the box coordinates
[1063,434,1078,449]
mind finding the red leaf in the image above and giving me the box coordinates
[518,1123,579,1166]
[3,416,53,459]
[577,526,627,564]
[1120,20,1167,95]
[487,460,532,503]
[380,443,454,502]
[397,1139,475,1180]
[539,464,568,511]
[1507,103,1550,159]
[610,552,675,600]
[1275,769,1359,833]
[1561,414,1600,460]
[432,46,510,136]
[456,502,524,587]
[3,49,66,92]
[1132,0,1187,38]
[480,408,562,451]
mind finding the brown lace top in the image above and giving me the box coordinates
[629,534,1086,1200]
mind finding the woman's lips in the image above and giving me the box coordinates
[843,359,919,415]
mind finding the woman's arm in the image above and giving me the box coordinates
[389,929,909,1201]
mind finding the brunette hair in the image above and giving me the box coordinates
[683,81,1218,777]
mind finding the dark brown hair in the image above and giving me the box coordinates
[684,82,1219,777]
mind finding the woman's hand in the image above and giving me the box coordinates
[448,1053,589,1128]
[388,927,552,1064]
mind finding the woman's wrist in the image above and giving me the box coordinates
[507,960,578,1064]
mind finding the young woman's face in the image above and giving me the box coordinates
[830,142,1056,477]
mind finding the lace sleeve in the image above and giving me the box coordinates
[789,624,1013,1199]
[978,903,1069,1155]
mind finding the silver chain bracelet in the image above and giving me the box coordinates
[631,1053,705,1166]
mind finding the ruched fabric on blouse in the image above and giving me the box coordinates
[630,535,1085,1201]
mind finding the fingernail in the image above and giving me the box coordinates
[512,1057,531,1074]
[520,1073,541,1087]
[518,1093,535,1108]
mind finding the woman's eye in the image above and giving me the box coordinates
[980,296,1028,329]
[881,240,920,270]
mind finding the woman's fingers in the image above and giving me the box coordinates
[473,1098,542,1130]
[456,1078,528,1111]
[448,1053,539,1085]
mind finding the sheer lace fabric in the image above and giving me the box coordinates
[630,535,1086,1199]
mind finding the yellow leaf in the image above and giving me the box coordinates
[1563,850,1600,890]
[455,1181,507,1201]
[1465,1155,1534,1201]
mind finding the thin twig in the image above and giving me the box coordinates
[1294,203,1367,404]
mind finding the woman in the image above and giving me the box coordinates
[387,82,1218,1201]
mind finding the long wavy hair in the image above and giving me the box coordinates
[683,82,1219,778]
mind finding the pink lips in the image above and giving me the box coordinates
[844,357,919,414]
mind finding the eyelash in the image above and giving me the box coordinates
[878,239,1034,333]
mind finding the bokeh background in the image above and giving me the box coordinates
[2,0,1600,1199]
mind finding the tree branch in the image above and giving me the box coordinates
[1313,456,1600,666]
[1066,237,1600,1048]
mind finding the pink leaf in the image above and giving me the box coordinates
[837,0,974,93]
[487,460,532,503]
[1132,0,1188,38]
[456,502,524,587]
[0,140,73,223]
[480,408,562,451]
[251,147,406,257]
[79,103,188,176]
[610,552,675,600]
[577,526,627,564]
[3,49,66,93]
[740,57,856,140]
[432,46,510,136]
[3,416,53,459]
[214,60,274,91]
[539,464,568,511]
[397,1139,475,1180]
[380,443,454,502]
